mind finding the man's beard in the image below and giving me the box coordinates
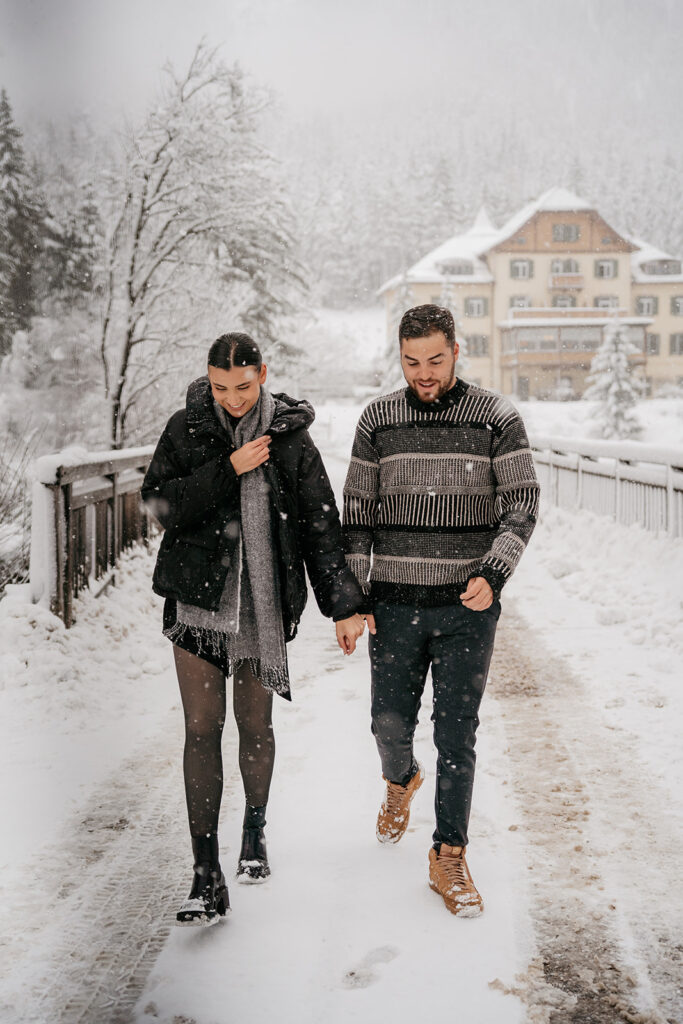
[407,371,456,402]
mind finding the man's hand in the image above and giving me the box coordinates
[230,436,271,476]
[460,577,494,611]
[335,613,366,655]
[363,614,377,635]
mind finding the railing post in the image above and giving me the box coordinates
[52,481,65,620]
[576,455,583,511]
[63,482,74,628]
[614,458,621,524]
[107,472,120,587]
[666,463,675,538]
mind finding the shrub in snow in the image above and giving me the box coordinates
[583,317,643,440]
[382,273,415,389]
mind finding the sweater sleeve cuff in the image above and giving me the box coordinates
[468,565,507,601]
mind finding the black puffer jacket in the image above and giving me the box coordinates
[141,377,364,640]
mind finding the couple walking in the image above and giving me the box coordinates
[142,304,539,926]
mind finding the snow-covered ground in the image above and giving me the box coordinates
[0,398,681,1024]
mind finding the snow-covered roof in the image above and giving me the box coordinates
[627,236,683,284]
[490,187,593,249]
[380,188,683,293]
[378,206,497,294]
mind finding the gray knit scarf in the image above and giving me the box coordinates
[167,389,288,694]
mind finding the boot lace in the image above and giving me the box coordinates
[385,781,408,819]
[438,851,471,891]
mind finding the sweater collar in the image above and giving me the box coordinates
[404,377,469,414]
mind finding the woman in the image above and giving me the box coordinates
[142,333,365,926]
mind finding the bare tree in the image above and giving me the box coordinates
[99,43,303,447]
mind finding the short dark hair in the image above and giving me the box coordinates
[399,304,455,345]
[208,332,262,371]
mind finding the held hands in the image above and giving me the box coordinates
[460,577,494,611]
[335,613,367,655]
[230,435,271,476]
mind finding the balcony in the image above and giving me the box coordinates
[548,273,584,290]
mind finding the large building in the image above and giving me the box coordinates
[380,187,683,398]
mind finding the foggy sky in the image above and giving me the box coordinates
[2,0,682,151]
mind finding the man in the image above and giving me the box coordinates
[339,304,539,916]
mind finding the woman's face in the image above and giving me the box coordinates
[208,362,267,418]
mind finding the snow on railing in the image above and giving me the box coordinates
[29,446,155,626]
[529,434,683,539]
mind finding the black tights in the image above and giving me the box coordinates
[173,646,275,837]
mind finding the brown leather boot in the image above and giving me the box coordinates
[428,845,483,917]
[376,762,424,843]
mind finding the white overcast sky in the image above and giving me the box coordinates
[1,0,682,148]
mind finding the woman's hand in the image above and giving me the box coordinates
[230,436,272,476]
[335,613,366,655]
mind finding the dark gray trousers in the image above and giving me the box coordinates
[369,599,500,847]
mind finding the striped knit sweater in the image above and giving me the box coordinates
[342,378,540,606]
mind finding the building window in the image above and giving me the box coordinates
[464,334,489,357]
[464,297,488,317]
[670,333,683,355]
[552,224,580,242]
[510,259,533,279]
[552,295,577,308]
[646,333,660,355]
[595,259,618,279]
[670,296,683,316]
[509,296,531,308]
[594,296,620,309]
[641,259,682,275]
[636,296,658,316]
[551,258,580,274]
[437,260,473,276]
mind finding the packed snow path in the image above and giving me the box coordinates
[1,448,681,1023]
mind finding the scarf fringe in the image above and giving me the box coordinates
[164,620,290,696]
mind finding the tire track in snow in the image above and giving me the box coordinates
[488,607,681,1024]
[0,706,239,1024]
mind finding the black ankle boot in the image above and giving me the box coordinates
[237,805,270,884]
[176,834,230,926]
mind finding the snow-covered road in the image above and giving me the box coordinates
[0,423,681,1024]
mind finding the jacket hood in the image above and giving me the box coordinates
[185,376,314,436]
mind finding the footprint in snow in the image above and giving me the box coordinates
[342,945,399,989]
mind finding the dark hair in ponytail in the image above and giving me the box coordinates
[208,332,262,371]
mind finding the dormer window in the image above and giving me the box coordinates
[641,259,682,275]
[552,224,580,242]
[437,260,473,276]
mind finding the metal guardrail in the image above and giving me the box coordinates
[30,447,155,626]
[529,434,683,538]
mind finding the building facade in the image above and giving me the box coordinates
[380,188,683,398]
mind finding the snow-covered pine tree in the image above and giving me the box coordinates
[0,199,11,349]
[381,273,415,389]
[43,180,103,309]
[583,316,643,439]
[0,90,41,354]
[438,273,468,375]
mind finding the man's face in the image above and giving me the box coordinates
[400,330,459,402]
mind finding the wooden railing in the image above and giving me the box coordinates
[529,434,683,538]
[30,447,155,626]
